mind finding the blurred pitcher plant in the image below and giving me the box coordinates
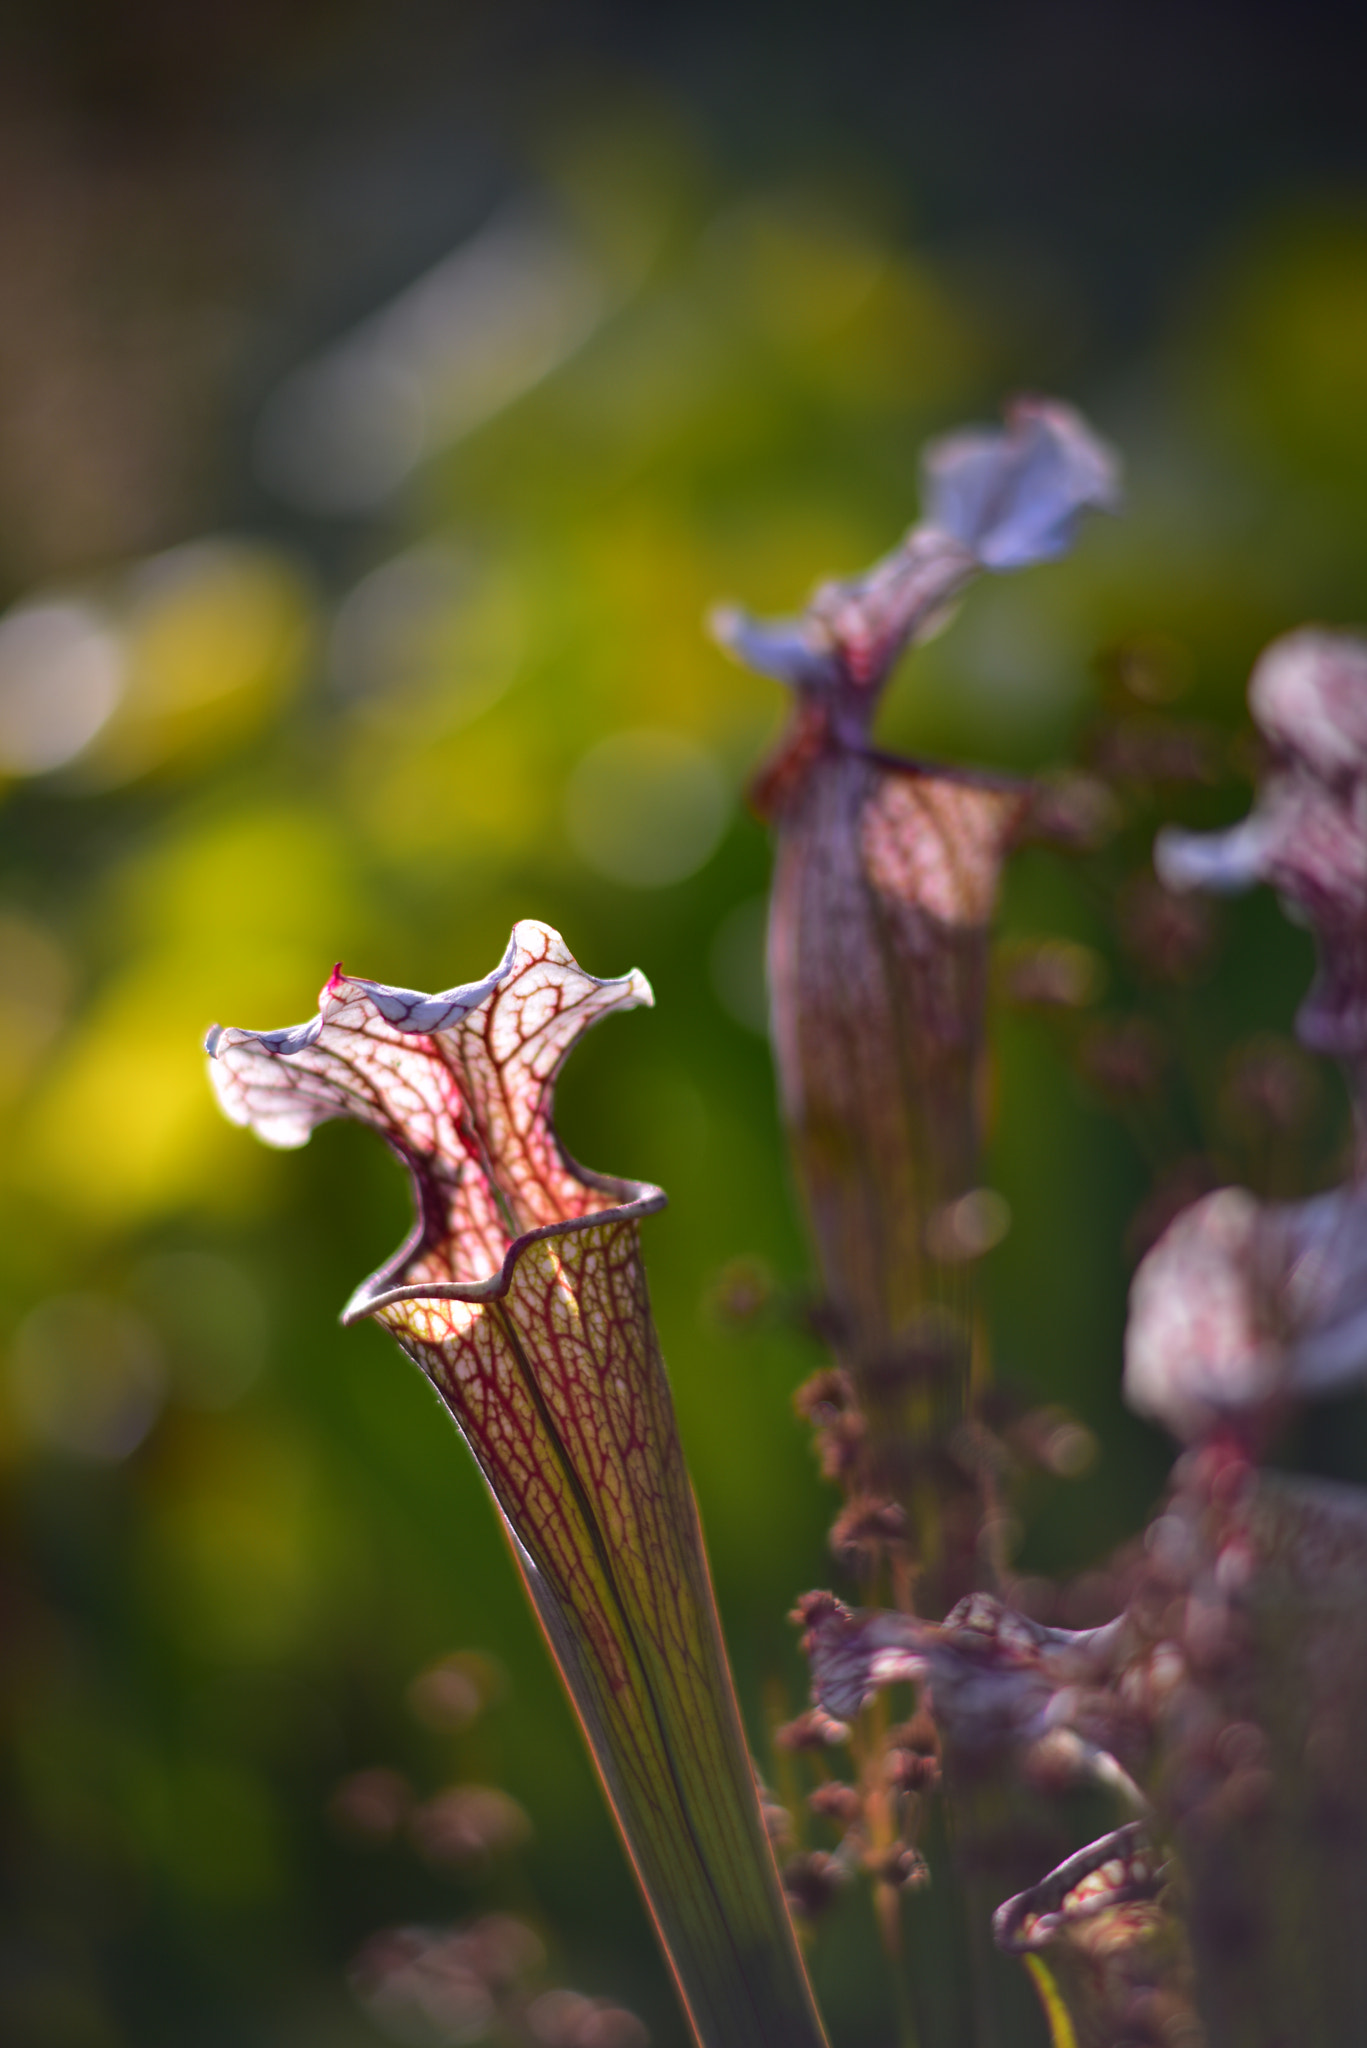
[207,402,1367,2047]
[711,398,1118,1612]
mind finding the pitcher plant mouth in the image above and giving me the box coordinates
[205,919,829,2048]
[341,1185,667,1322]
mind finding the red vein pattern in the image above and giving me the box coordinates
[767,743,1027,1468]
[207,921,826,2048]
[775,752,1026,1321]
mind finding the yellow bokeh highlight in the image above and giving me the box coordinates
[343,665,557,867]
[87,538,316,785]
[24,806,357,1225]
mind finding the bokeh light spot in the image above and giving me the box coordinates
[330,543,523,732]
[407,1650,504,1732]
[10,1293,165,1461]
[0,599,123,774]
[565,728,728,886]
[88,539,315,784]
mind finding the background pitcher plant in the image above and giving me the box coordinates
[712,401,1119,1610]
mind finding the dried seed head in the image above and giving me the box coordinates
[830,1495,910,1575]
[890,1711,942,1756]
[870,1845,930,1890]
[816,1411,868,1482]
[328,1767,412,1846]
[1116,873,1217,984]
[774,1706,851,1753]
[757,1789,795,1851]
[1012,1406,1099,1479]
[1001,936,1106,1008]
[781,1849,849,1920]
[790,1588,851,1635]
[808,1780,865,1828]
[407,1651,502,1732]
[885,1746,940,1794]
[408,1785,532,1869]
[793,1368,856,1424]
[351,1915,544,2042]
[527,1989,650,2048]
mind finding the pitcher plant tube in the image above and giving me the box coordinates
[205,920,828,2048]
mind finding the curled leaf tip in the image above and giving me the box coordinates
[922,396,1122,572]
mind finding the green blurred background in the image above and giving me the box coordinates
[2,3,1367,2042]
